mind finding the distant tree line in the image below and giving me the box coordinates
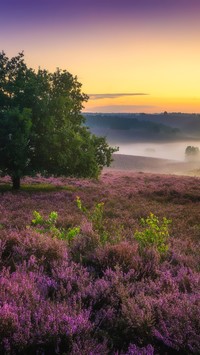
[85,112,200,141]
[85,114,180,142]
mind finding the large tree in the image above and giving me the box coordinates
[0,51,117,189]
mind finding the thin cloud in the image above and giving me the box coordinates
[89,93,149,100]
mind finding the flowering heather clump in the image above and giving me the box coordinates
[0,171,200,353]
[91,241,140,273]
[123,344,154,355]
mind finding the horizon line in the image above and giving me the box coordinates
[82,111,200,115]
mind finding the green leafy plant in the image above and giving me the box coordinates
[76,196,109,244]
[32,211,45,226]
[134,213,171,254]
[47,211,58,226]
[32,210,58,231]
[31,211,80,243]
[66,227,81,242]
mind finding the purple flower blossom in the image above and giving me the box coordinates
[0,171,200,353]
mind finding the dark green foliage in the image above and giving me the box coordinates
[0,108,32,189]
[185,146,199,155]
[0,51,117,188]
[185,145,200,159]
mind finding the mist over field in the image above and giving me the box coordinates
[85,112,200,163]
[114,141,200,161]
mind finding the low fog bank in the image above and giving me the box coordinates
[105,154,200,176]
[84,112,200,165]
[114,141,200,161]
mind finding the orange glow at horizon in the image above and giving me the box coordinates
[1,1,200,114]
[83,95,200,114]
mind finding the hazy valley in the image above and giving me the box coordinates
[85,112,200,175]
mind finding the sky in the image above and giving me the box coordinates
[1,0,200,113]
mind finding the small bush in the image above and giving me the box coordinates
[31,211,80,243]
[135,213,171,255]
[91,242,139,274]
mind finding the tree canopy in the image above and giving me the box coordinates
[0,51,117,188]
[185,145,200,161]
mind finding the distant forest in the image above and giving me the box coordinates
[84,113,200,143]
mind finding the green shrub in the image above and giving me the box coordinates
[134,213,171,255]
[31,211,80,243]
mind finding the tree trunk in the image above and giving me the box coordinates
[12,176,21,190]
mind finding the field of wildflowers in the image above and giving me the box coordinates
[0,170,200,354]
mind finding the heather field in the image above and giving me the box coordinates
[0,170,200,354]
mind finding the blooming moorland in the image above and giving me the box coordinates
[0,170,200,354]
